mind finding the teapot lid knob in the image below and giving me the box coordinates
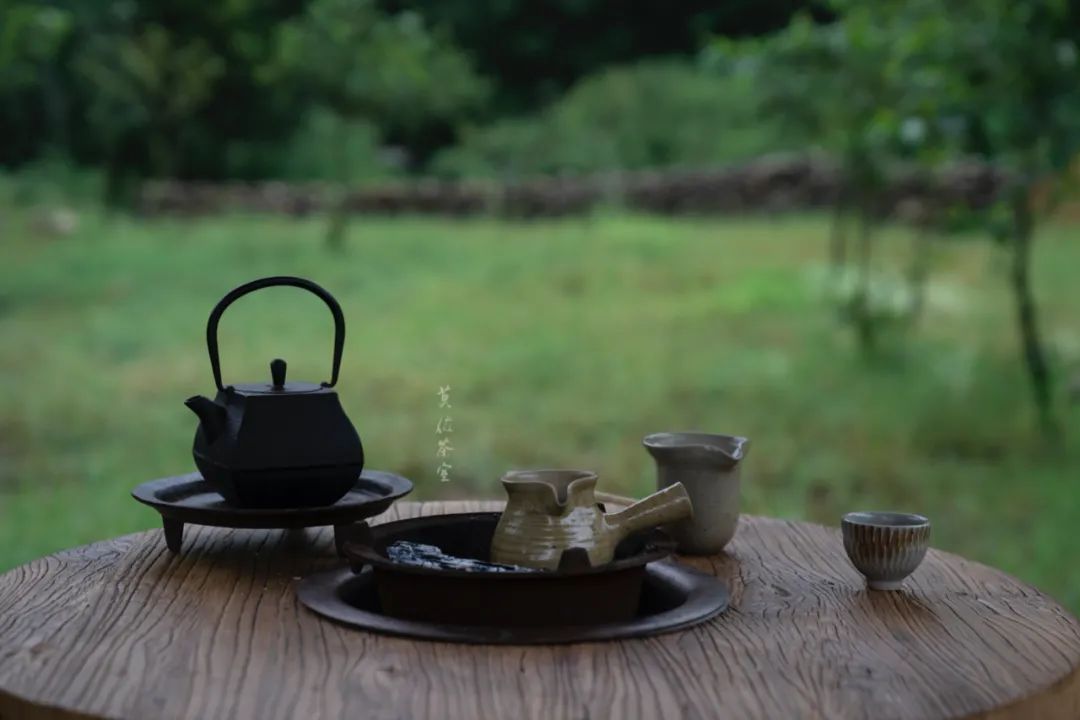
[270,358,287,390]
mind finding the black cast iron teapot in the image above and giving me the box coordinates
[185,276,364,508]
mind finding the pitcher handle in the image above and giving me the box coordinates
[206,276,345,392]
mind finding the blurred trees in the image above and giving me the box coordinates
[0,0,483,191]
[377,0,830,114]
[717,0,1080,427]
[713,16,893,355]
[711,4,947,355]
[269,0,486,247]
[0,3,74,164]
[433,59,789,179]
[75,25,225,201]
[0,0,310,189]
[0,0,826,185]
[927,0,1080,430]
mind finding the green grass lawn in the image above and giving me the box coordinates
[1,208,1078,609]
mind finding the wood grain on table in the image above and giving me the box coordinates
[0,499,1078,720]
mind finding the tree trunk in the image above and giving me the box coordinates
[41,63,69,151]
[829,186,849,273]
[852,203,876,356]
[103,137,137,209]
[907,227,932,323]
[325,119,352,252]
[104,154,126,208]
[325,187,349,252]
[1009,185,1055,431]
[147,118,175,180]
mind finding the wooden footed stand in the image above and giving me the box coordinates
[1,500,1079,719]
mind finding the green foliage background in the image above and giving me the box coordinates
[432,60,791,178]
[0,0,822,185]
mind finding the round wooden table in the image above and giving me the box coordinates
[1,500,1078,720]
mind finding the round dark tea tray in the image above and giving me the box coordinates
[345,512,673,626]
[331,511,728,634]
[131,470,412,554]
[298,561,728,644]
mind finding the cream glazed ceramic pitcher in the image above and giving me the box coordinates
[490,469,693,571]
[643,432,749,554]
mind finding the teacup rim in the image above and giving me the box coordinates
[842,511,930,529]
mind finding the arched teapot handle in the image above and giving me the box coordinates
[206,276,345,392]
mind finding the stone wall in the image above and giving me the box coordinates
[136,155,1009,220]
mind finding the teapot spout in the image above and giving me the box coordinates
[606,483,693,541]
[185,395,227,444]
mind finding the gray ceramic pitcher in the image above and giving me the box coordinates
[643,432,749,554]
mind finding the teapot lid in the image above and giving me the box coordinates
[227,358,328,396]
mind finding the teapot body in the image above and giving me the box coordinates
[191,387,364,508]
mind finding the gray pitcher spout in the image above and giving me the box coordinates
[185,395,227,444]
[643,432,749,467]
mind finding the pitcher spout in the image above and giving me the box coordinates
[499,469,598,516]
[643,432,749,467]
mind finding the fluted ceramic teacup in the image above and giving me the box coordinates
[841,511,930,590]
